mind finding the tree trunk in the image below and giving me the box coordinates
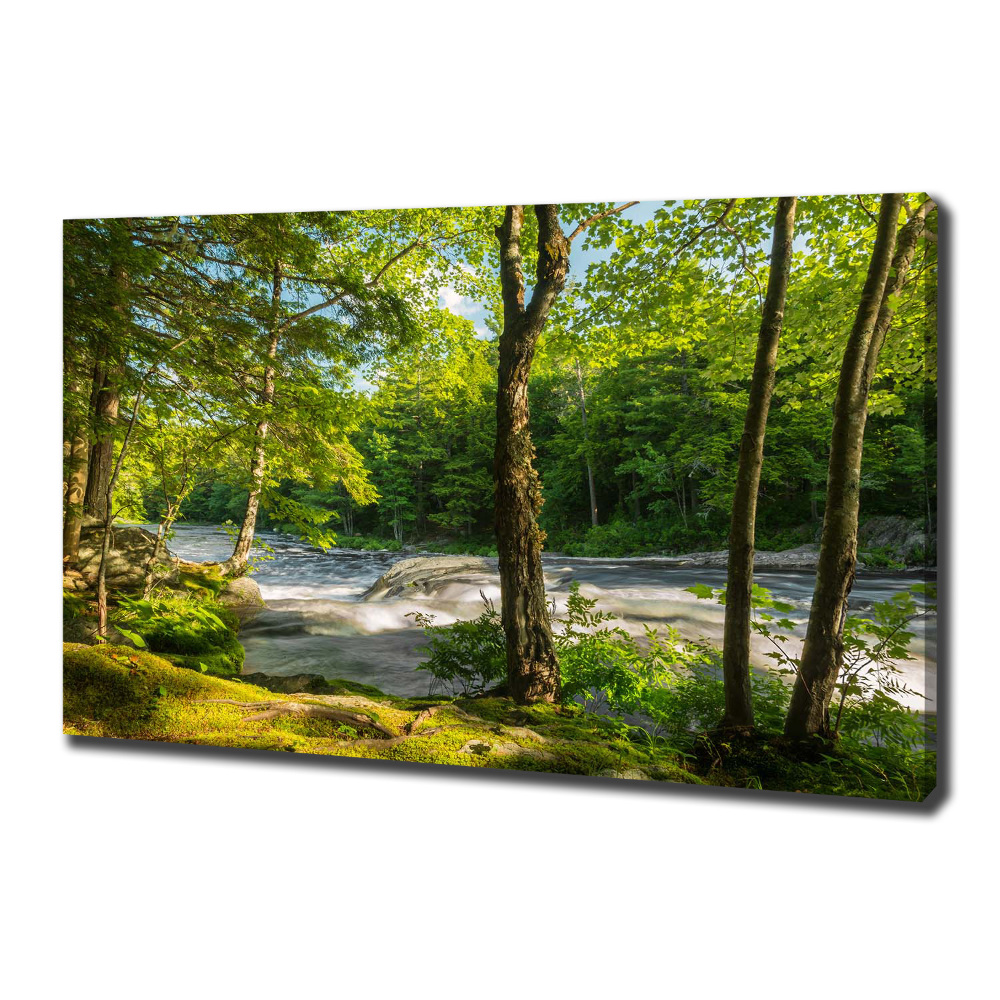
[97,375,152,637]
[224,261,282,576]
[84,255,128,520]
[494,205,569,703]
[720,197,797,729]
[63,384,90,566]
[783,194,923,739]
[574,359,599,527]
[83,337,120,521]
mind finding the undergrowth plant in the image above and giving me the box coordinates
[113,595,236,655]
[408,578,937,798]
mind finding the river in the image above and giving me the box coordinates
[157,524,937,712]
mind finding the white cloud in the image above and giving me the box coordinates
[439,284,480,317]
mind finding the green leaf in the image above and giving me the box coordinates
[117,628,147,648]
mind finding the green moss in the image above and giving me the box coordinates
[176,564,226,598]
[157,636,245,678]
[62,644,708,783]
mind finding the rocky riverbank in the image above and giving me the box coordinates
[63,522,264,676]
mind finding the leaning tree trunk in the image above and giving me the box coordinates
[493,206,569,703]
[224,261,282,576]
[96,375,152,638]
[720,196,797,729]
[784,193,924,739]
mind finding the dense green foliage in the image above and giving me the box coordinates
[68,198,933,562]
[63,195,937,797]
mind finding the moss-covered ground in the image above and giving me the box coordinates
[63,639,933,797]
[63,643,704,781]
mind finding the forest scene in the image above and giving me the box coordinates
[62,195,937,800]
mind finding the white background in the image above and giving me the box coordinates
[2,2,997,996]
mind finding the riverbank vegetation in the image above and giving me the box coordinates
[63,194,937,798]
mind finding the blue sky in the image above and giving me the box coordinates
[438,200,663,342]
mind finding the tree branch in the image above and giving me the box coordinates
[566,201,640,243]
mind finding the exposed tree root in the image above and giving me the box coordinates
[198,697,519,754]
[196,699,396,737]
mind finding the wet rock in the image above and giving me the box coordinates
[218,577,265,621]
[664,544,822,570]
[362,555,495,600]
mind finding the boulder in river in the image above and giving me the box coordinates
[663,544,824,570]
[218,576,265,620]
[362,555,496,600]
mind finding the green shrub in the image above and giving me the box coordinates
[408,578,936,798]
[408,597,507,696]
[112,596,244,677]
[858,545,907,570]
[63,590,87,622]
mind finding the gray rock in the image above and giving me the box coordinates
[219,577,265,620]
[458,738,555,761]
[857,516,935,563]
[75,518,179,589]
[597,767,652,780]
[664,543,823,570]
[362,555,493,600]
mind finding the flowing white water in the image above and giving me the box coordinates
[158,523,937,708]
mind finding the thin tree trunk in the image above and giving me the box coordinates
[63,383,91,565]
[784,194,930,739]
[97,376,153,637]
[720,197,797,729]
[224,261,282,575]
[574,359,599,526]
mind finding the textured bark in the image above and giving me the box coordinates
[224,261,282,576]
[720,197,797,729]
[784,194,917,739]
[83,339,120,520]
[493,206,569,703]
[83,257,128,520]
[63,385,90,565]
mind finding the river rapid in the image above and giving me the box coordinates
[159,524,937,712]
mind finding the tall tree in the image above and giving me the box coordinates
[82,230,131,520]
[720,196,797,729]
[216,210,486,575]
[783,194,935,739]
[493,202,635,703]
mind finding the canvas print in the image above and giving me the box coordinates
[62,196,938,799]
